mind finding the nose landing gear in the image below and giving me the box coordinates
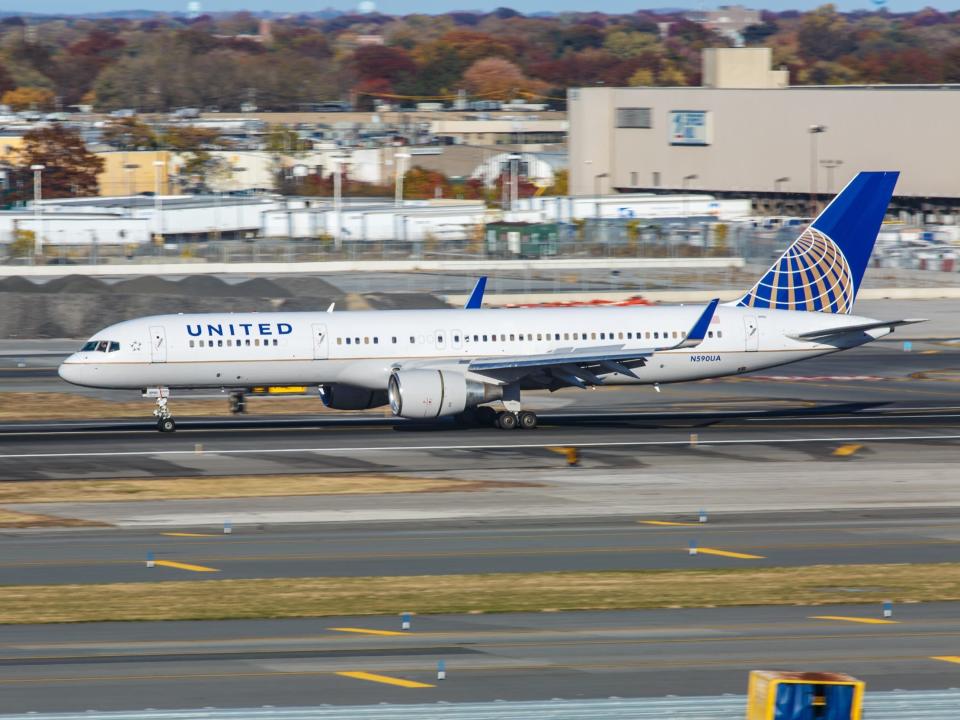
[151,392,176,433]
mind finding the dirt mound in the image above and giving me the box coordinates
[231,278,292,298]
[176,275,237,297]
[42,275,109,294]
[272,276,345,299]
[365,293,452,310]
[112,276,182,295]
[0,276,43,293]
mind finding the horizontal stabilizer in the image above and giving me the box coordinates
[791,318,926,342]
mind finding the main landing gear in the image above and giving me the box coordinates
[496,410,538,430]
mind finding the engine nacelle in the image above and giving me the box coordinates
[319,383,388,410]
[388,369,501,419]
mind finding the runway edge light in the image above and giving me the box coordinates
[883,600,893,618]
[401,612,411,631]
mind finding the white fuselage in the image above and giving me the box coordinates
[58,304,891,391]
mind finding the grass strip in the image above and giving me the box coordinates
[0,509,106,528]
[0,392,373,421]
[0,564,957,624]
[0,474,500,503]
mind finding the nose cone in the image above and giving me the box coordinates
[58,356,86,386]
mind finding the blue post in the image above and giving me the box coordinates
[401,612,411,631]
[699,509,708,524]
[883,600,893,619]
[689,539,698,556]
[224,519,232,535]
[146,550,155,568]
[903,341,913,352]
[437,659,446,680]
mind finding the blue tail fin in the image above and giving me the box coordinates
[736,171,898,314]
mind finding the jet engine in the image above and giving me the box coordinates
[319,383,388,410]
[388,369,501,419]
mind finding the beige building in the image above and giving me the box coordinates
[569,49,960,208]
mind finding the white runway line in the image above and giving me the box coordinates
[0,433,958,460]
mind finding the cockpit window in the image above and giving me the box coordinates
[81,341,98,352]
[108,341,120,352]
[96,341,109,352]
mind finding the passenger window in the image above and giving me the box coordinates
[673,332,678,339]
[189,340,195,348]
[510,334,515,341]
[337,338,342,345]
[227,340,232,347]
[453,336,459,343]
[627,333,632,339]
[245,339,251,346]
[355,338,360,345]
[708,331,714,338]
[618,332,624,340]
[273,339,278,346]
[554,333,560,340]
[564,333,570,340]
[591,333,597,340]
[346,338,351,345]
[537,334,542,341]
[392,337,397,344]
[654,332,659,339]
[600,333,605,340]
[199,340,205,347]
[718,331,723,338]
[483,335,488,341]
[364,337,369,344]
[473,335,479,342]
[645,332,651,339]
[410,336,415,343]
[374,337,379,344]
[217,340,223,347]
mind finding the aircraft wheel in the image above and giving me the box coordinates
[517,411,538,430]
[496,411,518,430]
[158,418,176,433]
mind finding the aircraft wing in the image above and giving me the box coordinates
[790,318,926,342]
[468,299,719,387]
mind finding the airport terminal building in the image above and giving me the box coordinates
[569,49,960,215]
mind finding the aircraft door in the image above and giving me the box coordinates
[452,329,462,351]
[312,324,329,360]
[149,326,167,363]
[744,316,759,352]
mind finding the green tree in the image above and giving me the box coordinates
[797,5,855,62]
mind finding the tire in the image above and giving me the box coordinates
[518,411,538,430]
[158,418,176,433]
[476,406,498,427]
[497,412,518,430]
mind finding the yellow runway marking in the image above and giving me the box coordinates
[153,560,219,573]
[695,548,765,559]
[162,533,218,538]
[932,656,960,664]
[832,444,863,457]
[336,671,433,688]
[640,520,699,527]
[810,616,899,625]
[328,627,406,637]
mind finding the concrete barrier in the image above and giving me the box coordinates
[0,257,744,278]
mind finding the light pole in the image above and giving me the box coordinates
[774,176,790,192]
[331,154,349,250]
[232,166,246,239]
[30,164,44,258]
[152,160,165,243]
[808,124,826,215]
[508,153,522,210]
[682,173,698,252]
[820,159,843,194]
[593,172,608,220]
[394,151,410,208]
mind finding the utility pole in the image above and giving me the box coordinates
[808,124,826,215]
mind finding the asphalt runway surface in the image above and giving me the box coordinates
[3,510,960,585]
[3,603,960,712]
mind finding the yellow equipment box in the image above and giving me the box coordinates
[746,670,865,720]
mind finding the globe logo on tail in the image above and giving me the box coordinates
[739,228,854,314]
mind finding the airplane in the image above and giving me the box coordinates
[59,171,922,433]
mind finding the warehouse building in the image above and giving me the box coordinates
[569,48,960,214]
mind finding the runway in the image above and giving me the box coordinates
[2,510,960,585]
[3,603,960,712]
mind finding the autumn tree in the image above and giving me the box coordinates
[2,86,54,111]
[797,5,855,62]
[11,124,105,199]
[463,57,544,100]
[101,117,160,150]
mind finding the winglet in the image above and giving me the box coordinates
[464,277,487,309]
[674,299,719,349]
